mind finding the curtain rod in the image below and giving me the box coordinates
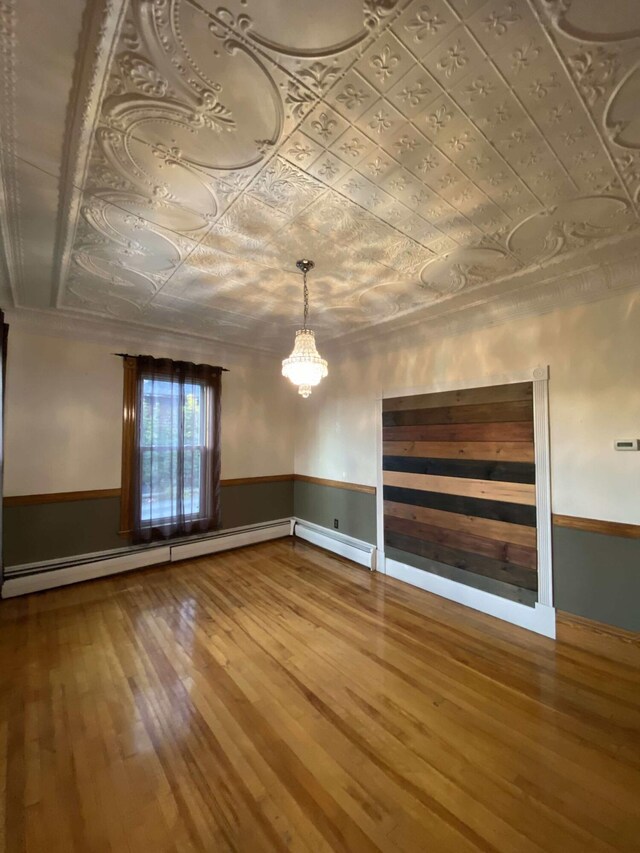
[113,353,229,371]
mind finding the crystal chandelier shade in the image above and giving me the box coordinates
[282,260,328,398]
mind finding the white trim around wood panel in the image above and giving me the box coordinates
[292,518,376,570]
[385,558,556,639]
[376,365,555,638]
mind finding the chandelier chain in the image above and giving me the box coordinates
[303,269,309,331]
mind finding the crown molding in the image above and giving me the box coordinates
[0,0,19,306]
[52,0,129,309]
[3,305,284,365]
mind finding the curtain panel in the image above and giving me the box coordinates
[121,355,222,544]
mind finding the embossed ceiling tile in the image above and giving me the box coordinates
[421,26,487,89]
[380,165,417,202]
[330,126,377,166]
[247,156,327,217]
[539,0,640,42]
[419,245,519,297]
[280,130,325,170]
[93,124,226,231]
[432,115,482,166]
[447,0,493,18]
[382,122,426,167]
[306,151,351,186]
[468,200,512,235]
[359,98,407,145]
[391,0,458,58]
[386,63,442,119]
[402,143,446,182]
[332,168,379,207]
[325,69,378,121]
[506,195,638,266]
[217,194,291,243]
[65,276,151,323]
[357,148,397,182]
[603,61,640,151]
[301,104,349,148]
[355,32,416,94]
[418,92,461,144]
[446,64,506,121]
[466,0,536,55]
[396,213,440,245]
[216,0,368,58]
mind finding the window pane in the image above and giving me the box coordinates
[139,378,205,522]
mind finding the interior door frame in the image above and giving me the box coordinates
[376,365,555,638]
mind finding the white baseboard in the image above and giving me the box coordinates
[293,518,376,570]
[2,546,171,597]
[2,520,291,598]
[384,556,556,638]
[171,520,291,561]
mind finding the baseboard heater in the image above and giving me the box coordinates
[1,519,291,598]
[292,518,376,571]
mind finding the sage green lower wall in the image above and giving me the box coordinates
[552,526,640,632]
[293,481,639,632]
[4,480,294,568]
[293,480,376,545]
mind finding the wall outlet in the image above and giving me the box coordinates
[333,518,339,529]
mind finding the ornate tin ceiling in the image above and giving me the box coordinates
[1,0,640,351]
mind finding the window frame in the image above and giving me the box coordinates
[120,357,217,536]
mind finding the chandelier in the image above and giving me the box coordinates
[282,259,328,398]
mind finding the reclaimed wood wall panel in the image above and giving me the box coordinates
[383,382,538,596]
[384,500,537,548]
[382,381,533,412]
[382,399,533,427]
[383,440,535,462]
[382,456,535,483]
[383,421,534,442]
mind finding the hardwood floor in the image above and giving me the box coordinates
[1,538,639,852]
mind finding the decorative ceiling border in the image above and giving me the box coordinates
[0,0,20,306]
[52,0,129,308]
[326,242,640,354]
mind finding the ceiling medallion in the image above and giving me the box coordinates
[281,259,328,398]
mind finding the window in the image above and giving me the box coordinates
[120,356,222,543]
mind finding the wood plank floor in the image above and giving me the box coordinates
[1,538,639,852]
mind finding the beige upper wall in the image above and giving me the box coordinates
[4,324,296,495]
[295,290,640,526]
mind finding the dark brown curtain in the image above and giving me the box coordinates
[124,355,222,544]
[0,313,7,585]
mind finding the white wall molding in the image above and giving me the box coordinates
[293,518,376,571]
[2,519,291,598]
[375,365,554,637]
[384,558,556,639]
[378,365,548,401]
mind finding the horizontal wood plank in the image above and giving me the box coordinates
[383,455,535,484]
[383,422,534,442]
[384,514,537,570]
[384,499,537,547]
[383,471,536,506]
[385,530,538,591]
[382,440,535,463]
[383,382,533,412]
[382,399,533,428]
[384,485,537,527]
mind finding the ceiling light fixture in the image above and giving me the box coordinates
[281,259,328,399]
